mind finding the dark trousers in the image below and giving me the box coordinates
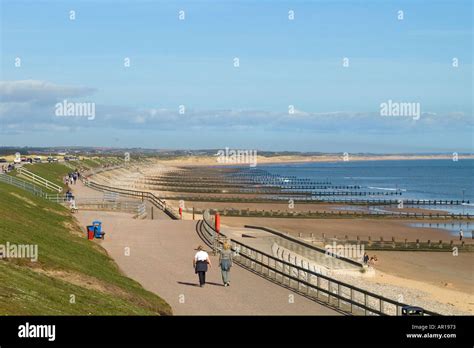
[198,271,206,285]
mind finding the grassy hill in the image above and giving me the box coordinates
[10,163,71,190]
[0,182,172,315]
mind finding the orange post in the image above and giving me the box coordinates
[215,213,220,234]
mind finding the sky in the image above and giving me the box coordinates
[0,0,472,152]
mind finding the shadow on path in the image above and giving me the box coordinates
[178,281,224,287]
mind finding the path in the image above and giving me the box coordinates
[74,210,339,315]
[70,180,169,220]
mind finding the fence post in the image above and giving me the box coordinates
[337,283,340,309]
[350,288,353,314]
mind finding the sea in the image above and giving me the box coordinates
[258,159,474,219]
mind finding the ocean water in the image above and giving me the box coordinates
[258,159,474,214]
[409,222,473,237]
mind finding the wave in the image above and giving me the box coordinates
[368,186,407,192]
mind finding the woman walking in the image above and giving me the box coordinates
[193,245,211,287]
[219,242,233,287]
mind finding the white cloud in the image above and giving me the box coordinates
[0,80,472,135]
[0,80,96,103]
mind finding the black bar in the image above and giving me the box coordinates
[0,316,471,346]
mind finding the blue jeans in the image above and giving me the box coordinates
[221,269,230,284]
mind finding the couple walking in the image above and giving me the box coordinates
[193,243,233,287]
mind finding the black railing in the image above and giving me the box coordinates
[199,209,439,316]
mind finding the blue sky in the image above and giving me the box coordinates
[0,0,472,152]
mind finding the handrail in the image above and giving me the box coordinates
[0,175,147,218]
[84,179,180,220]
[0,173,47,197]
[244,225,363,267]
[17,167,63,192]
[199,209,439,316]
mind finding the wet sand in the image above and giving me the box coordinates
[219,216,473,243]
[94,162,474,314]
[168,200,454,216]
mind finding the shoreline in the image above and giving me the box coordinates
[152,154,474,167]
[94,161,473,314]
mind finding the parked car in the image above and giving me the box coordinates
[0,158,7,163]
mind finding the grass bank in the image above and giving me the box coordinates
[0,182,172,315]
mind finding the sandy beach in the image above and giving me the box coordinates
[218,216,473,243]
[148,154,474,167]
[93,160,474,314]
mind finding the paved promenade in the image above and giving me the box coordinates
[74,209,338,315]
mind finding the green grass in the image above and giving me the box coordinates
[13,163,71,190]
[78,158,101,169]
[0,182,172,315]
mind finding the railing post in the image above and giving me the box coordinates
[364,293,367,315]
[350,288,353,314]
[316,276,320,300]
[337,283,340,308]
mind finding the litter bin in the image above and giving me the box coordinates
[92,221,104,239]
[87,225,94,240]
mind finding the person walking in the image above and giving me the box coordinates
[219,242,233,287]
[459,228,464,241]
[193,246,211,287]
[363,252,369,265]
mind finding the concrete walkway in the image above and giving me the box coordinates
[74,209,339,315]
[70,180,169,220]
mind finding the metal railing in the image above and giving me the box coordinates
[198,209,439,316]
[59,195,147,217]
[136,202,147,219]
[84,179,179,220]
[0,174,146,218]
[17,167,63,192]
[0,173,46,197]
